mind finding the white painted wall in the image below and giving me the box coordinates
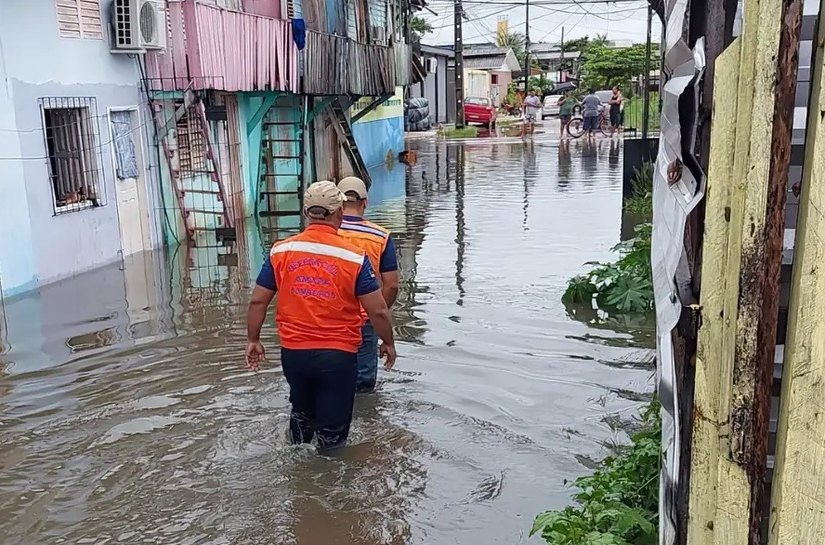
[0,0,161,296]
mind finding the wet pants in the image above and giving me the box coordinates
[356,321,379,392]
[281,347,357,451]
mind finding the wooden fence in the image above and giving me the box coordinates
[303,31,411,95]
[686,0,824,541]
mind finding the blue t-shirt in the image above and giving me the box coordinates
[256,254,379,296]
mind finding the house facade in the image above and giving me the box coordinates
[409,44,455,124]
[145,0,421,247]
[0,0,163,298]
[459,46,521,106]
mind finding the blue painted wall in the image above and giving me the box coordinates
[351,115,405,169]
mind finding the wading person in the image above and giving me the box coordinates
[608,85,623,136]
[558,91,577,140]
[581,88,602,139]
[521,89,542,139]
[337,176,399,393]
[245,180,397,452]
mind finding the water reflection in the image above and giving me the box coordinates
[0,135,650,544]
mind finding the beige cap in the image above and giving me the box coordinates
[303,180,345,218]
[337,176,368,201]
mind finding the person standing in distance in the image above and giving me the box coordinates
[245,180,397,452]
[337,176,400,393]
[581,88,602,139]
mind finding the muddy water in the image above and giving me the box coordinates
[0,136,654,545]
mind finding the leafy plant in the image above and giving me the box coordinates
[531,401,661,545]
[624,162,654,217]
[411,16,433,38]
[562,224,653,313]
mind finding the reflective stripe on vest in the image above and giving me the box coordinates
[270,225,366,353]
[340,219,389,321]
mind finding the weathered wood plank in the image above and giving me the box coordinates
[768,1,825,540]
[688,38,742,545]
[731,0,802,537]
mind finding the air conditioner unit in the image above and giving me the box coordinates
[427,58,438,74]
[111,0,167,53]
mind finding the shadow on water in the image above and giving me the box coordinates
[0,136,653,544]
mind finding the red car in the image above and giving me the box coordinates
[463,97,497,129]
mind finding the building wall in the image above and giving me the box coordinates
[410,56,452,124]
[0,0,161,297]
[490,70,511,107]
[351,87,405,169]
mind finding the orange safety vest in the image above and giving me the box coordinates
[339,217,390,320]
[269,224,367,353]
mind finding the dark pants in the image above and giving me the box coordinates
[281,347,357,451]
[356,321,379,392]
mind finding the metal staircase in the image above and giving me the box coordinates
[256,95,304,245]
[148,87,234,245]
[330,97,372,188]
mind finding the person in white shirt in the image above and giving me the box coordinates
[520,89,542,138]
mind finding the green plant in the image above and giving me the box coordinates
[531,401,661,545]
[438,126,479,139]
[623,161,654,217]
[562,224,653,313]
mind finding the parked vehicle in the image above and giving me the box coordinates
[463,97,497,129]
[541,95,563,119]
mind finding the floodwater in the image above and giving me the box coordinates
[0,134,654,545]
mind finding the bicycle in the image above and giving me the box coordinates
[566,105,610,139]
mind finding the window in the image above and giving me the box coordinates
[491,74,499,85]
[55,0,103,40]
[40,97,105,214]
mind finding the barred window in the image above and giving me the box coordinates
[39,97,106,214]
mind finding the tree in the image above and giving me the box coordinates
[556,36,591,54]
[499,31,527,65]
[411,16,433,38]
[580,43,658,90]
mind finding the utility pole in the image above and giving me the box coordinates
[523,0,530,94]
[455,0,465,128]
[642,4,652,139]
[559,26,565,83]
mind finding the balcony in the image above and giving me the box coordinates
[145,0,299,93]
[303,31,413,96]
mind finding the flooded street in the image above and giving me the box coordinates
[0,134,654,545]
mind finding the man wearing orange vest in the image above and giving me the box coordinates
[245,180,396,451]
[337,177,400,393]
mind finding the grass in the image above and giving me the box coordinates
[623,162,654,218]
[531,400,660,545]
[438,126,479,139]
[622,93,661,134]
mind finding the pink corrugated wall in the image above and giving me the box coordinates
[146,1,298,93]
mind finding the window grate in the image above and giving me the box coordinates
[176,107,206,176]
[39,97,107,215]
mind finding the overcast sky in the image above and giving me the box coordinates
[420,0,661,48]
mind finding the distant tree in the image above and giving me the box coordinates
[555,36,591,53]
[411,16,433,38]
[500,31,527,65]
[581,43,658,90]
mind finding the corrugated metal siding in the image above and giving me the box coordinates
[146,2,299,93]
[368,0,387,35]
[55,0,102,40]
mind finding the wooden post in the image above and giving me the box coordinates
[768,0,825,540]
[687,0,803,539]
[687,39,742,545]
